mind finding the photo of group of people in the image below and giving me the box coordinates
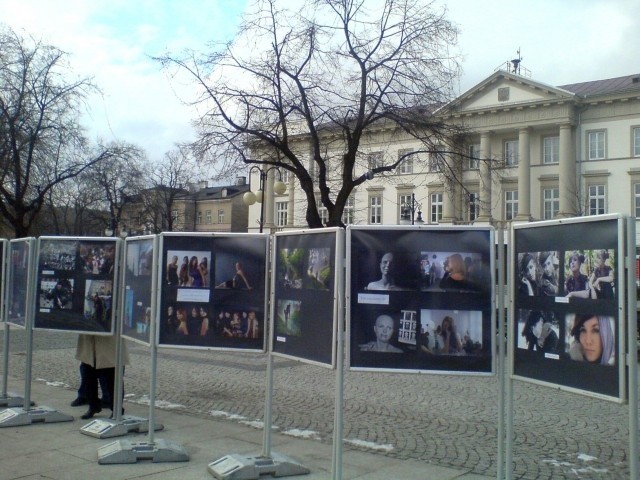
[271,231,339,366]
[158,234,268,351]
[34,238,118,333]
[361,250,488,293]
[166,251,210,288]
[277,247,332,290]
[517,249,615,300]
[517,309,615,366]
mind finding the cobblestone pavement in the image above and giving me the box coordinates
[1,329,633,479]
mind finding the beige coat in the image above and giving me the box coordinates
[75,334,129,369]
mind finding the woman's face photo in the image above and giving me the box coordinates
[579,316,602,363]
[525,259,536,281]
[531,318,543,338]
[569,255,580,272]
[542,255,554,277]
[191,307,198,317]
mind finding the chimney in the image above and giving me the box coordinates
[236,176,247,186]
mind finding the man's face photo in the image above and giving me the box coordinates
[380,253,394,275]
[374,315,394,342]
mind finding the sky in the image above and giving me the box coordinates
[2,0,639,169]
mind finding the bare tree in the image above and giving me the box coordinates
[0,27,131,237]
[157,0,463,227]
[89,143,148,235]
[139,147,194,232]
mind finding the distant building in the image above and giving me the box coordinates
[247,69,640,245]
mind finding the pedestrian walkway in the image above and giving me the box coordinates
[0,377,493,479]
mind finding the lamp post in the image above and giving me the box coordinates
[242,166,287,233]
[400,193,424,225]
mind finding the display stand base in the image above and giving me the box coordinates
[0,406,73,427]
[80,415,164,439]
[0,393,34,408]
[98,438,189,464]
[208,453,310,479]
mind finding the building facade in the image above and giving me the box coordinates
[247,70,640,243]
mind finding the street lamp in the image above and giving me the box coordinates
[400,193,424,225]
[242,166,286,233]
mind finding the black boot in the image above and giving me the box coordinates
[81,405,102,420]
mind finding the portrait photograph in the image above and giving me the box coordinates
[516,309,561,357]
[563,249,615,300]
[564,313,615,366]
[213,254,259,290]
[39,277,74,310]
[38,239,77,271]
[419,309,483,356]
[421,252,485,293]
[127,239,153,277]
[82,280,113,327]
[358,311,405,353]
[516,251,560,297]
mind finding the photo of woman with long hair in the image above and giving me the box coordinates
[566,313,615,365]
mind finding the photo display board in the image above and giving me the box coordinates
[158,233,268,351]
[512,215,625,401]
[0,239,6,323]
[271,228,342,368]
[348,226,495,374]
[121,236,156,345]
[6,238,33,328]
[34,237,119,334]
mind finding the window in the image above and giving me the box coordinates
[634,127,640,157]
[634,183,640,218]
[468,144,480,170]
[369,195,382,224]
[467,192,479,222]
[588,131,605,160]
[280,169,290,184]
[543,188,559,220]
[171,210,179,223]
[398,149,414,174]
[342,196,355,225]
[276,201,288,226]
[543,136,559,164]
[367,152,383,171]
[217,209,224,223]
[505,191,518,220]
[430,145,445,172]
[196,211,202,225]
[588,184,606,215]
[316,196,328,225]
[399,194,412,220]
[430,193,443,224]
[205,210,212,224]
[505,140,519,166]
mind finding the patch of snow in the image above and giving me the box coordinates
[344,438,394,452]
[577,453,598,462]
[283,429,320,440]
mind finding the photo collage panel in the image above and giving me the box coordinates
[272,231,338,366]
[158,235,267,351]
[122,238,154,344]
[349,227,494,373]
[35,238,117,333]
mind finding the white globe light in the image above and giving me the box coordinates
[243,191,257,206]
[255,190,264,203]
[273,180,286,195]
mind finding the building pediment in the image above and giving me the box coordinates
[439,70,576,116]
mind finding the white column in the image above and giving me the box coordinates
[286,182,295,227]
[558,124,576,217]
[263,172,275,231]
[515,128,531,221]
[477,131,492,222]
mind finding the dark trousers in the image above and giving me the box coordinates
[77,362,111,405]
[82,364,124,411]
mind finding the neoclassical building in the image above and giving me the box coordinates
[247,69,640,242]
